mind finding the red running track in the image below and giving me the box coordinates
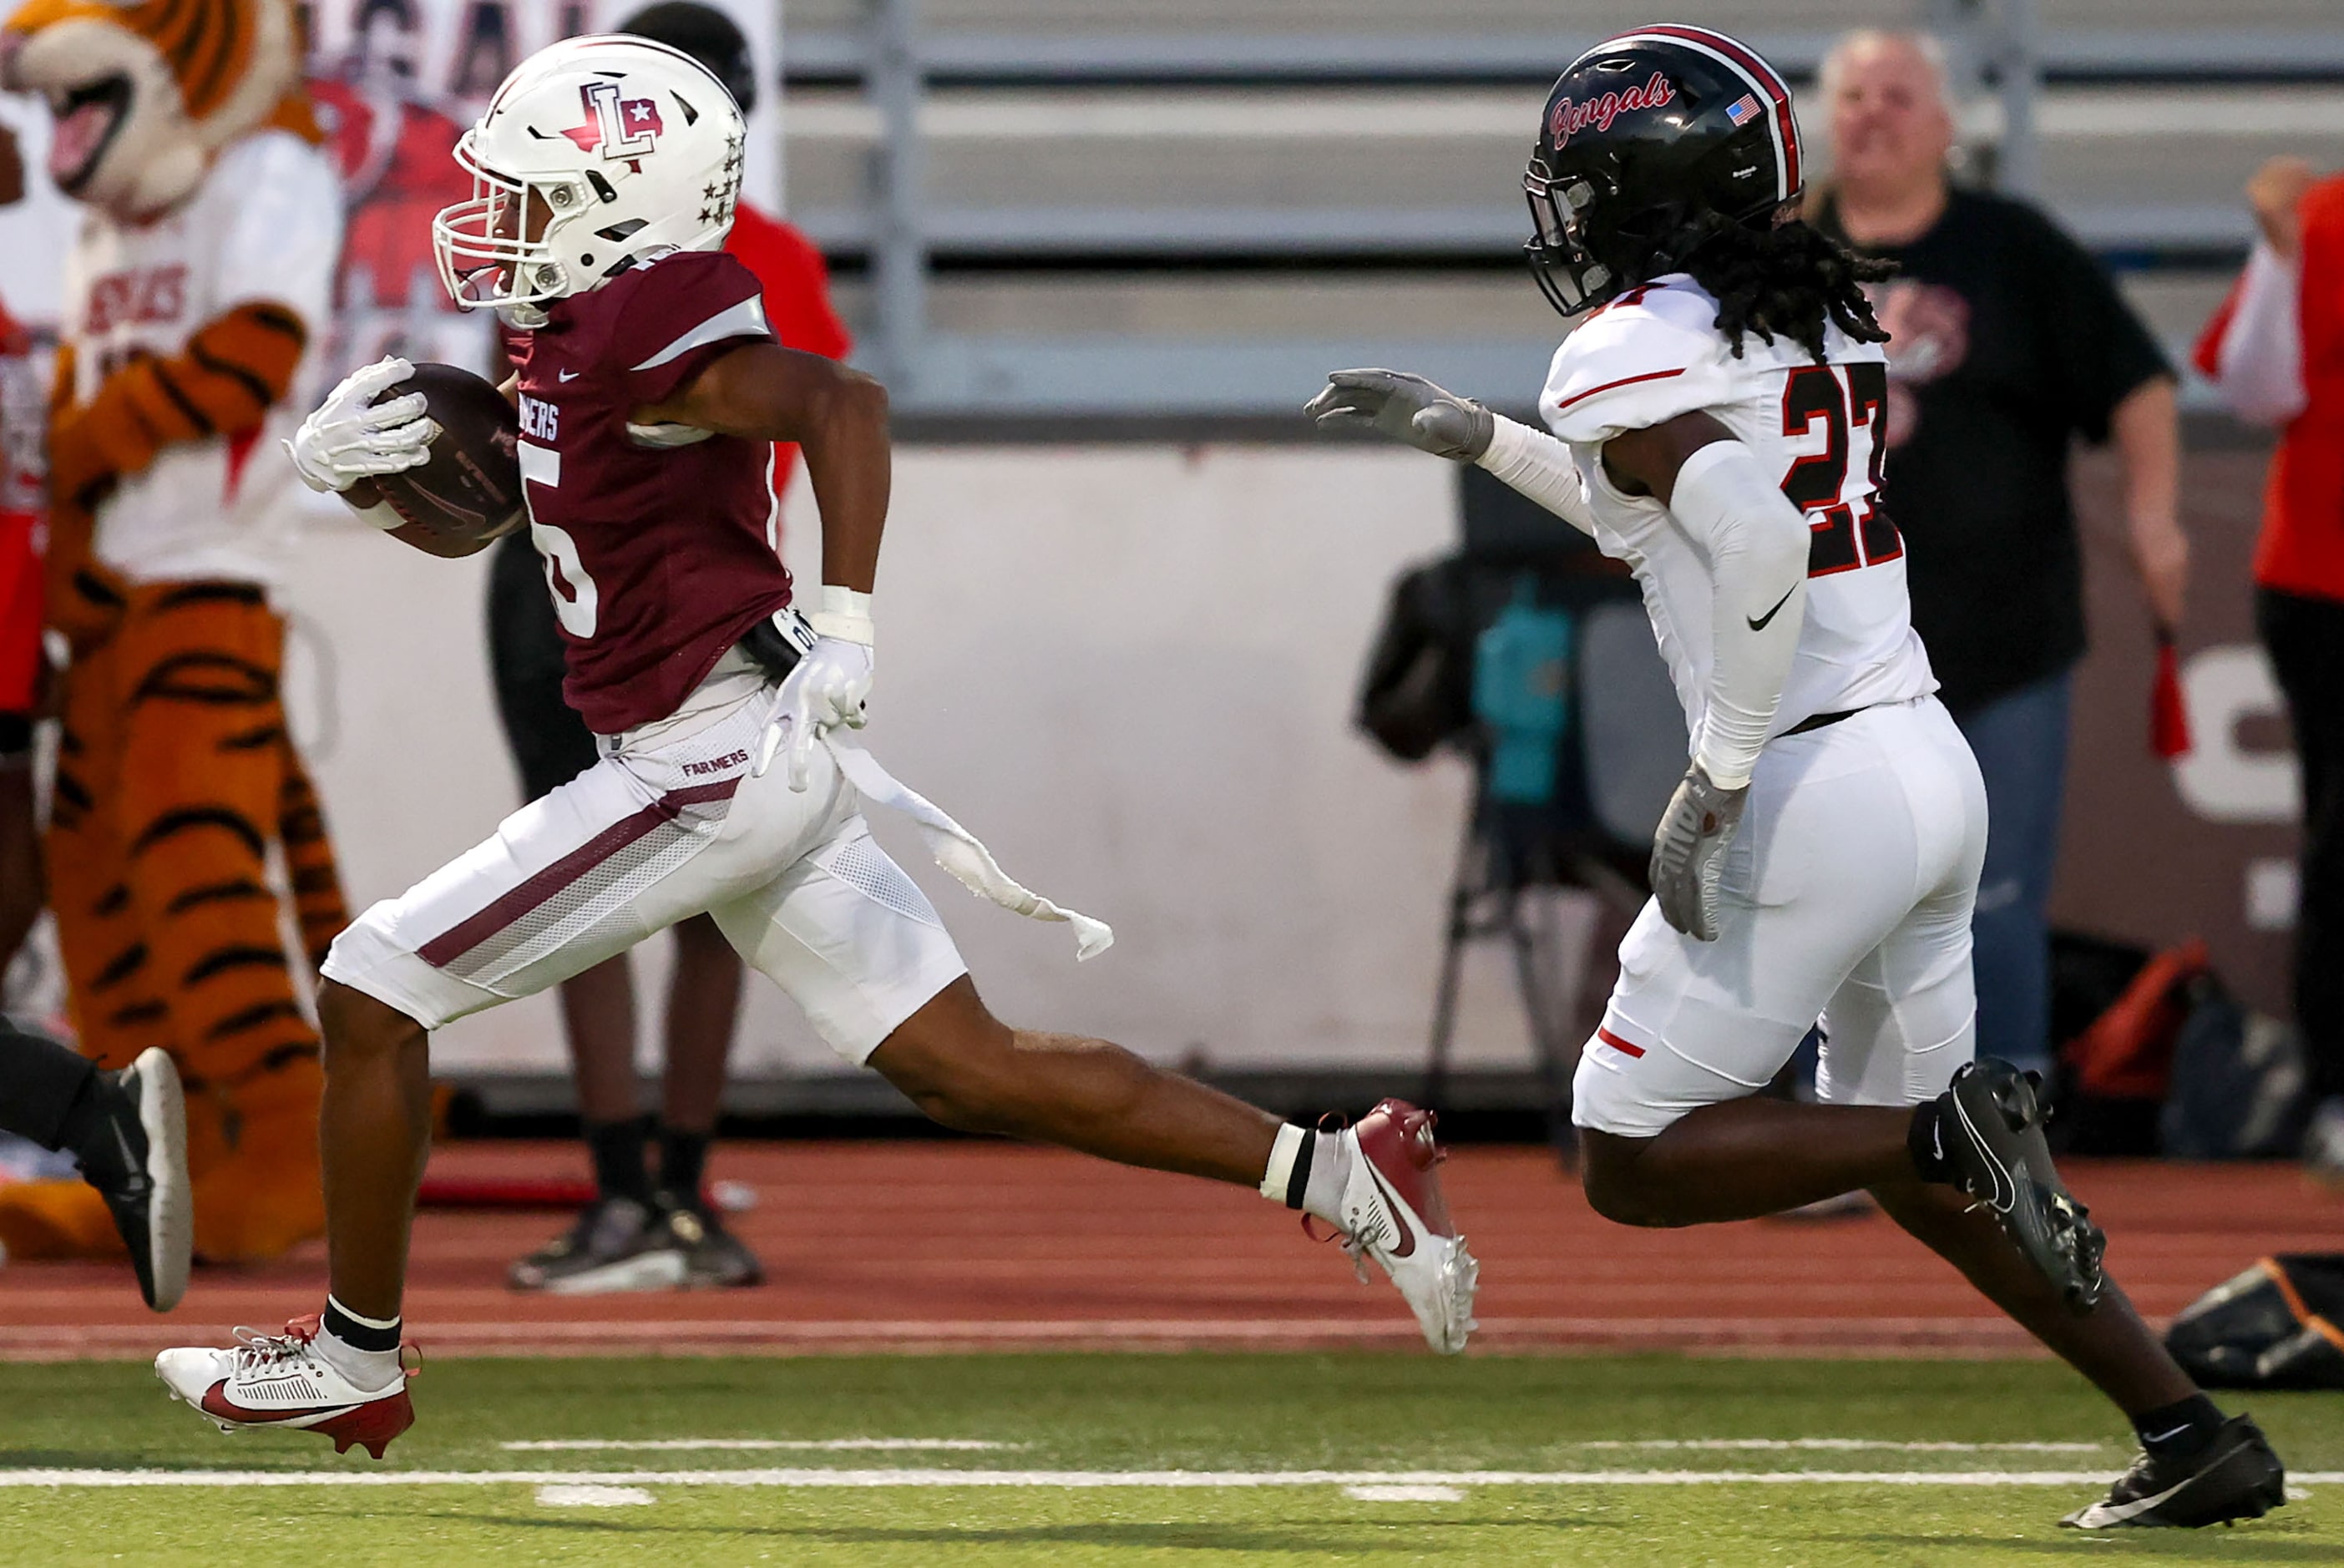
[0,1143,2336,1359]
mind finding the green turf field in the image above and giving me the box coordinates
[2,1353,2338,1565]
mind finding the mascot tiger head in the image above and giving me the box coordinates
[0,0,307,221]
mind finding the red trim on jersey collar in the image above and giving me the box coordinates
[1552,366,1687,414]
[1640,24,1802,198]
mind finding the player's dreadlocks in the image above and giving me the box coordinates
[1675,212,1894,363]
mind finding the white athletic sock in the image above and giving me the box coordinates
[1258,1124,1307,1205]
[1258,1124,1353,1225]
[314,1297,402,1389]
[1300,1130,1352,1225]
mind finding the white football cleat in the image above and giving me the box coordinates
[1320,1099,1480,1353]
[155,1314,416,1458]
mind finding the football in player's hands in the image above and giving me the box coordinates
[361,363,525,552]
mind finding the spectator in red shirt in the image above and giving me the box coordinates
[487,3,853,1291]
[2195,157,2344,1181]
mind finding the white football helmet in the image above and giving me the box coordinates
[432,35,746,327]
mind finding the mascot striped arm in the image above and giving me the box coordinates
[0,0,347,1265]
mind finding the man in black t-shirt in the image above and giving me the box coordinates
[1810,29,2189,1077]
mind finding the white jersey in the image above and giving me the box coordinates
[63,131,342,587]
[1540,273,1936,742]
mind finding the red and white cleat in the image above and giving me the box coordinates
[154,1315,416,1459]
[1320,1099,1481,1353]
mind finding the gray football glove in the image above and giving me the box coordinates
[1305,369,1494,461]
[1649,763,1749,942]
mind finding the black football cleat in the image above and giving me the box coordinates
[2062,1414,2287,1529]
[78,1048,192,1313]
[507,1196,685,1294]
[1933,1059,2105,1312]
[659,1200,764,1289]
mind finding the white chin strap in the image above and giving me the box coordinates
[825,738,1114,961]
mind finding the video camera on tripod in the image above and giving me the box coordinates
[1356,466,1688,1149]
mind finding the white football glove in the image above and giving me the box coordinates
[285,357,436,494]
[1648,763,1749,943]
[1304,368,1495,461]
[755,636,874,790]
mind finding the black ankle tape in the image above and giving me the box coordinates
[322,1298,402,1353]
[2134,1394,2224,1461]
[1283,1125,1314,1211]
[1907,1101,1953,1185]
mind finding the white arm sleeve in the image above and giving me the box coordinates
[1668,440,1811,791]
[1473,414,1595,534]
[2211,242,2307,427]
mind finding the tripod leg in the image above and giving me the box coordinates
[1424,818,1484,1110]
[1507,892,1577,1165]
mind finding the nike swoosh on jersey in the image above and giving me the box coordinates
[1746,584,1798,632]
[558,370,580,382]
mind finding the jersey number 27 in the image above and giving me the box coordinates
[1780,362,1902,578]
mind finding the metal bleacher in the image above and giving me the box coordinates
[776,0,2344,426]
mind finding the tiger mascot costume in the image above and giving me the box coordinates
[0,0,347,1264]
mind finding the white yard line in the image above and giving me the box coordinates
[534,1485,654,1507]
[504,1439,2074,1456]
[502,1439,1020,1452]
[1577,1440,2107,1453]
[0,1468,2335,1490]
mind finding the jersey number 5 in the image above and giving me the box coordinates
[1779,362,1903,577]
[518,440,600,639]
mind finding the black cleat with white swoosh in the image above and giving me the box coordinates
[78,1048,192,1313]
[1933,1059,2106,1313]
[2063,1414,2287,1529]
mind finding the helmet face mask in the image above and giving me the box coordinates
[1523,164,1612,315]
[432,34,748,329]
[433,134,590,323]
[1521,25,1804,317]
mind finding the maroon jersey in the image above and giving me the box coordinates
[502,250,793,734]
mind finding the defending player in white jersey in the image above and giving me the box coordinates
[1310,24,2284,1532]
[149,35,1477,1459]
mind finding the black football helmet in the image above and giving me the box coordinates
[1524,24,1805,316]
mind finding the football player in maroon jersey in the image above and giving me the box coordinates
[484,2,858,1297]
[153,35,1478,1454]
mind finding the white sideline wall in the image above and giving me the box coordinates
[280,446,1562,1080]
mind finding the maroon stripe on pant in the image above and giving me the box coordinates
[418,779,742,969]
